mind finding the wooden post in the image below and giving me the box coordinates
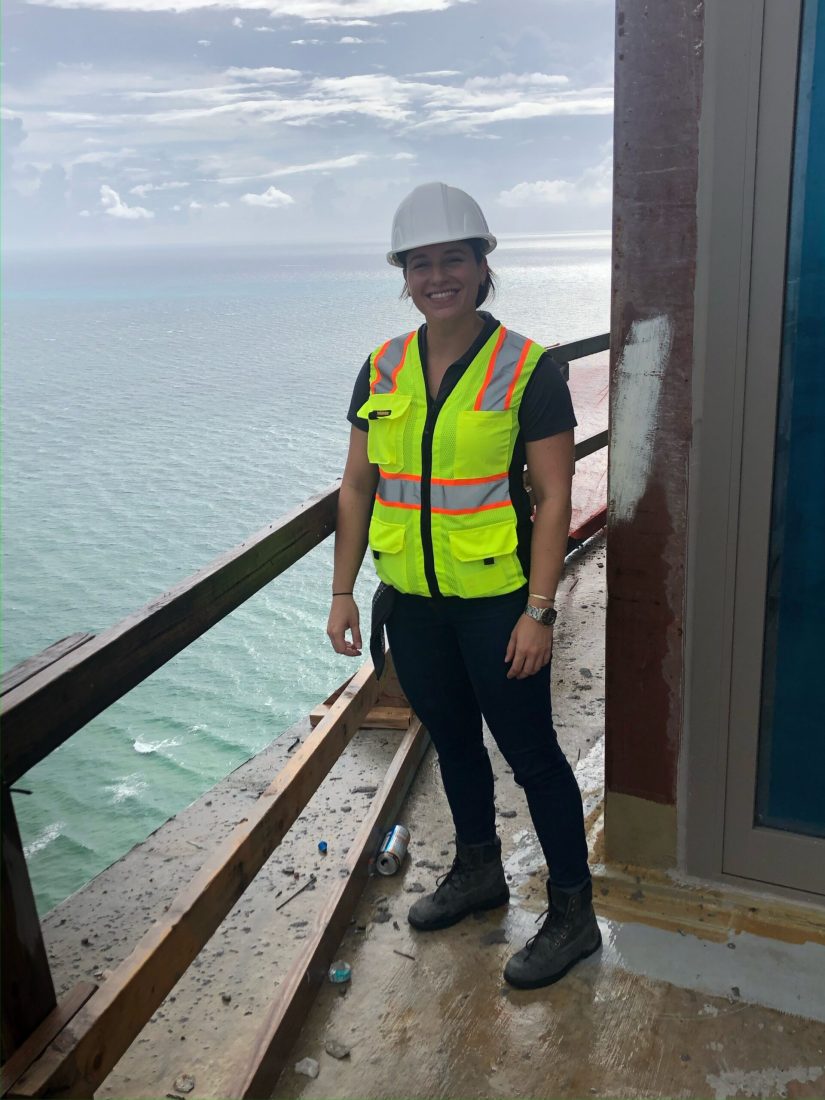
[1,785,57,1060]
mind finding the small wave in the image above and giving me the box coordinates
[106,774,148,803]
[133,737,180,755]
[24,821,64,859]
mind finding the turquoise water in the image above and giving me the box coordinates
[2,234,611,913]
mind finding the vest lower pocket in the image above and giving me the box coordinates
[454,409,516,480]
[447,520,522,597]
[357,393,412,471]
[369,516,408,590]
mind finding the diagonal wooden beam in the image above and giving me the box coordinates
[2,484,339,786]
[12,658,381,1099]
[234,716,430,1099]
[1,983,96,1098]
[1,786,57,1061]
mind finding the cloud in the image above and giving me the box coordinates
[9,65,607,142]
[197,38,211,44]
[130,179,189,195]
[27,0,473,15]
[291,37,322,44]
[307,16,376,23]
[70,146,137,166]
[240,185,295,207]
[224,66,300,81]
[253,24,276,30]
[99,183,153,218]
[498,154,613,208]
[498,179,574,206]
[338,35,364,43]
[212,152,372,184]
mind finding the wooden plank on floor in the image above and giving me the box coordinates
[12,658,381,1098]
[1,984,96,1098]
[233,716,430,1100]
[309,704,411,731]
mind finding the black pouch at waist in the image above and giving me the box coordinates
[369,582,396,680]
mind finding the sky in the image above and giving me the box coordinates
[2,0,615,249]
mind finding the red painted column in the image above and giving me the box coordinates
[606,0,704,806]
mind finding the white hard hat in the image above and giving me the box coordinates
[387,182,497,267]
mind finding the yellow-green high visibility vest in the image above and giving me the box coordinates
[357,324,545,598]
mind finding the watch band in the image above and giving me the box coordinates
[524,603,558,626]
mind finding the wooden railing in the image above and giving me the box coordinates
[0,332,609,1098]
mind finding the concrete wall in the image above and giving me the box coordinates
[605,0,704,866]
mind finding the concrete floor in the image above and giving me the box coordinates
[38,536,825,1099]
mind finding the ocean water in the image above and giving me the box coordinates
[2,233,611,914]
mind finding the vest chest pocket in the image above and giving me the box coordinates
[357,393,412,471]
[454,409,516,480]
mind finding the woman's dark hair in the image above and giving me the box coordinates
[399,238,496,308]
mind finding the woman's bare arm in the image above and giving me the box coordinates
[504,430,574,679]
[327,427,379,656]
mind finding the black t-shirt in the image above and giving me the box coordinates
[347,312,577,578]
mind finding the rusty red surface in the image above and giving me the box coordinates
[606,0,703,805]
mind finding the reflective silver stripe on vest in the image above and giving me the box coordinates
[371,333,414,395]
[476,330,533,411]
[378,474,511,513]
[377,476,421,508]
[431,477,511,512]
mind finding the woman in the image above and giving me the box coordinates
[327,182,599,989]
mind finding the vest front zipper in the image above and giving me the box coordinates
[420,400,442,598]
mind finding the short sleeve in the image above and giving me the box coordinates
[518,352,578,442]
[347,358,372,431]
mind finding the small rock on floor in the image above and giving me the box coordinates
[325,1040,351,1060]
[295,1057,320,1079]
[173,1075,195,1094]
[372,910,392,923]
[404,882,426,893]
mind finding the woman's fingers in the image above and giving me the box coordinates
[506,618,552,678]
[326,600,362,656]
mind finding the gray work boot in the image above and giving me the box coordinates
[503,880,601,989]
[408,838,509,931]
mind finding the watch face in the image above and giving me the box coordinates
[526,604,557,626]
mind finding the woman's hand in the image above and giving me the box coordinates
[327,595,362,657]
[505,615,553,679]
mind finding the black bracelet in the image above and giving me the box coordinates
[332,591,354,597]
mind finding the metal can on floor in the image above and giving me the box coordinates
[376,825,410,875]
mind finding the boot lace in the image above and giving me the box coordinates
[524,907,569,954]
[434,857,472,895]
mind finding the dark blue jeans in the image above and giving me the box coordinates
[386,587,590,889]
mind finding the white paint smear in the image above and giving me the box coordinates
[601,919,825,1023]
[609,314,674,524]
[706,1065,824,1100]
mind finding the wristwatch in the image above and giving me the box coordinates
[524,603,557,627]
